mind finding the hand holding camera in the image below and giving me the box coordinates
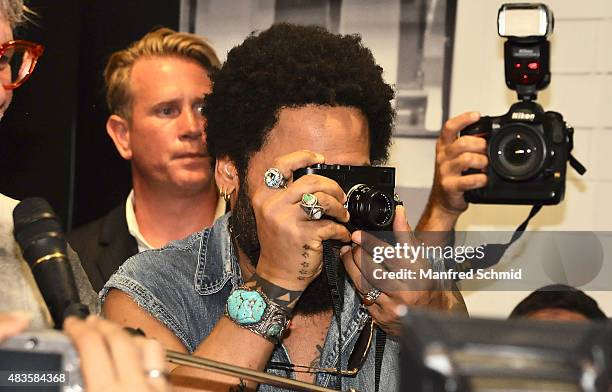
[253,150,400,293]
[293,163,399,232]
[252,150,352,292]
[430,111,489,215]
[456,3,584,206]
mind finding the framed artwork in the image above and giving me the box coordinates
[181,0,457,138]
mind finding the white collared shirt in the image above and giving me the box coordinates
[125,189,226,252]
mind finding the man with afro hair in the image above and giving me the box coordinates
[103,23,477,391]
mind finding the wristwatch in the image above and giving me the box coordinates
[225,286,290,343]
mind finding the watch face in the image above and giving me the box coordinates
[227,289,267,325]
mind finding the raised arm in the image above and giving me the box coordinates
[417,112,487,232]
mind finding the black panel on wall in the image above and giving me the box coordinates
[0,0,80,229]
[72,0,180,229]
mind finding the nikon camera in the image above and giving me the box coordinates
[293,164,398,231]
[462,101,573,205]
[461,3,582,205]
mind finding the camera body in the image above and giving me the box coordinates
[293,164,397,231]
[461,101,572,205]
[0,330,83,391]
[460,3,582,205]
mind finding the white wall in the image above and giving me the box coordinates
[390,0,612,318]
[188,0,612,318]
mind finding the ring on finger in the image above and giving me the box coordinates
[362,288,382,306]
[145,368,169,380]
[264,168,288,189]
[300,193,325,220]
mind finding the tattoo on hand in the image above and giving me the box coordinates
[245,274,303,313]
[298,257,310,280]
[301,244,310,259]
[297,244,311,280]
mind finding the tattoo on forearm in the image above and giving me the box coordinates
[245,274,303,313]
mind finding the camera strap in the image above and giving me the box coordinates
[444,204,542,277]
[569,154,586,176]
[322,240,386,392]
[567,125,587,176]
[322,240,344,390]
[374,327,386,392]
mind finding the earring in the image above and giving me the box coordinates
[219,186,232,202]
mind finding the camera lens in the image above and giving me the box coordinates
[346,184,394,230]
[489,125,546,181]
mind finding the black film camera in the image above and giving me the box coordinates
[293,164,398,231]
[461,3,584,205]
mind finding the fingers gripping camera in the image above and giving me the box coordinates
[293,164,398,231]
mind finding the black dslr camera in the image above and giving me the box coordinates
[461,3,584,205]
[293,164,398,231]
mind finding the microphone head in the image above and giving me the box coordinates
[13,197,66,266]
[12,197,86,328]
[13,197,59,229]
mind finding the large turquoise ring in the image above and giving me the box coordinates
[226,289,267,325]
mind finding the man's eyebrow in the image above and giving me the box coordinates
[151,98,180,107]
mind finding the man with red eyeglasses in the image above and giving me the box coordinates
[0,1,99,330]
[0,2,171,391]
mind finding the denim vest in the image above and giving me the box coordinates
[101,214,400,391]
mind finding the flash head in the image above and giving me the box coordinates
[498,3,554,100]
[498,3,554,38]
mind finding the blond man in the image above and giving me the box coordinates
[69,28,225,291]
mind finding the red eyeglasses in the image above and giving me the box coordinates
[0,40,44,90]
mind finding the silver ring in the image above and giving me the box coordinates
[300,193,325,220]
[264,168,288,189]
[145,368,168,380]
[363,288,382,306]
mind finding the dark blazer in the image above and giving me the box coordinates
[68,203,138,292]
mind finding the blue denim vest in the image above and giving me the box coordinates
[101,214,400,391]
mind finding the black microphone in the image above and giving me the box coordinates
[12,197,89,328]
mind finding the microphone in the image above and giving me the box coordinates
[12,197,89,328]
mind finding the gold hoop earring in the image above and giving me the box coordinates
[221,187,231,202]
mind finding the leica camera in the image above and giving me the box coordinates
[293,164,397,231]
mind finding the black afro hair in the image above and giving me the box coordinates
[204,23,395,177]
